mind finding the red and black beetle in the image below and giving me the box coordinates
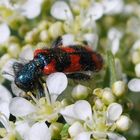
[13,36,103,96]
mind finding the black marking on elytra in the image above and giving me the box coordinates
[51,48,71,71]
[72,46,95,71]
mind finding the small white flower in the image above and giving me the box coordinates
[20,0,43,19]
[108,28,123,54]
[51,1,73,21]
[0,23,10,44]
[128,78,140,92]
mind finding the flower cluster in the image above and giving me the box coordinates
[0,0,139,140]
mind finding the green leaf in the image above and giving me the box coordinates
[60,124,70,140]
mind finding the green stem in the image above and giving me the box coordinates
[107,51,117,86]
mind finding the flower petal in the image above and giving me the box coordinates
[128,78,140,92]
[106,103,123,124]
[62,34,75,46]
[19,45,33,60]
[74,100,92,121]
[0,23,10,44]
[51,1,73,21]
[9,97,36,117]
[102,0,124,14]
[46,72,68,95]
[74,132,91,140]
[0,101,10,118]
[107,132,126,140]
[16,121,31,140]
[28,122,51,140]
[0,84,12,103]
[86,3,103,20]
[21,0,42,19]
[60,104,78,125]
[83,33,98,49]
[1,59,17,81]
[11,82,25,96]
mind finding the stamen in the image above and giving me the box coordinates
[27,92,39,106]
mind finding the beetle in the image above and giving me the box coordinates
[13,36,103,97]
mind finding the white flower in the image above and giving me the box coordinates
[18,0,43,19]
[108,28,123,55]
[0,23,10,44]
[51,1,73,21]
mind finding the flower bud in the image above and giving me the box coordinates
[116,115,132,131]
[135,63,140,77]
[102,88,115,105]
[8,43,20,57]
[71,84,89,100]
[131,51,140,64]
[48,22,63,39]
[68,122,84,138]
[94,98,104,110]
[112,81,126,97]
[0,54,11,68]
[93,88,103,98]
[39,30,49,42]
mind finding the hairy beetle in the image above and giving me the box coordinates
[13,37,103,96]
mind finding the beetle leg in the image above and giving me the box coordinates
[51,36,63,48]
[36,80,45,99]
[66,73,91,80]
